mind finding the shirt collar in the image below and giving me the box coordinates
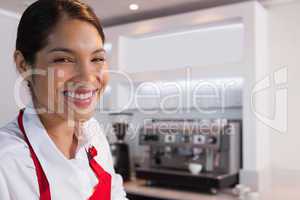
[21,101,97,179]
[25,100,94,148]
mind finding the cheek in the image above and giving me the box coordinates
[53,68,74,89]
[32,75,48,95]
[54,67,74,80]
[100,65,109,86]
[34,68,73,102]
[102,71,109,86]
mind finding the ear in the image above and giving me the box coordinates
[14,50,32,82]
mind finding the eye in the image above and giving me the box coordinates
[91,57,106,63]
[53,57,74,63]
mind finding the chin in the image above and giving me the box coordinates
[59,102,96,123]
[73,110,95,122]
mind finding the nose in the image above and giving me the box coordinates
[76,61,97,81]
[74,60,105,87]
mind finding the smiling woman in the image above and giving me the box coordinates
[0,0,128,200]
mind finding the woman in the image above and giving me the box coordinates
[0,0,128,199]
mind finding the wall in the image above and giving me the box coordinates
[119,22,244,73]
[0,9,21,126]
[268,1,300,171]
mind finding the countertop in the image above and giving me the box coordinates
[124,168,300,200]
[124,179,236,200]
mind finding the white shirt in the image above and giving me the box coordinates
[0,103,128,200]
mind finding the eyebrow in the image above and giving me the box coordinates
[47,47,106,54]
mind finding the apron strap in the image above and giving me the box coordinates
[18,109,51,200]
[87,147,112,200]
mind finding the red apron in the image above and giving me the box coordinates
[17,109,111,200]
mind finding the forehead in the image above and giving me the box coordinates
[45,17,103,52]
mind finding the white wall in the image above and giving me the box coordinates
[0,9,21,126]
[119,22,244,73]
[268,1,300,171]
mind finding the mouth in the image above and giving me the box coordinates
[63,88,99,109]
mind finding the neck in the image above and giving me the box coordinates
[33,101,78,159]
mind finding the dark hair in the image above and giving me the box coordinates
[16,0,105,65]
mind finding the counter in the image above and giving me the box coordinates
[124,179,235,200]
[124,168,300,200]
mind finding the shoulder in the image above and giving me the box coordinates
[0,117,28,163]
[0,120,36,198]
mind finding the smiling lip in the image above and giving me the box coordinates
[63,87,99,109]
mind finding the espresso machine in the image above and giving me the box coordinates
[109,112,133,182]
[135,118,242,193]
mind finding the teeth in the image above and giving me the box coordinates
[64,91,95,100]
[84,92,92,99]
[67,92,75,98]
